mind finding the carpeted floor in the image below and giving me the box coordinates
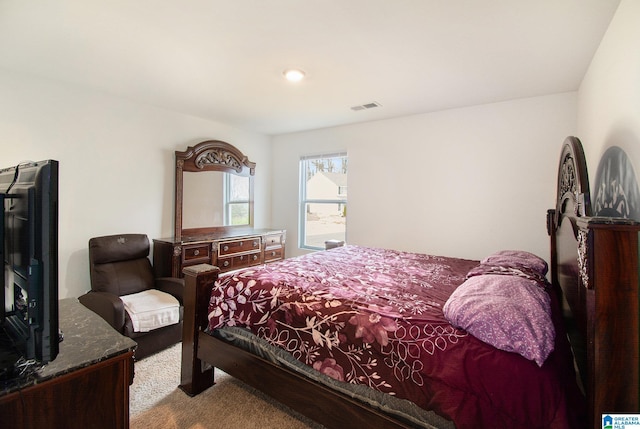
[129,343,325,429]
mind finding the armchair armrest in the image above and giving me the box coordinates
[78,291,126,332]
[155,277,185,304]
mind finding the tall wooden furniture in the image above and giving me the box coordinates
[155,140,285,277]
[549,136,640,428]
[0,298,136,429]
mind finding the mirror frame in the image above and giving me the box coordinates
[175,140,255,241]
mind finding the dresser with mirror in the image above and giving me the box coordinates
[153,140,285,278]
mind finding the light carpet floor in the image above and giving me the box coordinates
[129,343,326,429]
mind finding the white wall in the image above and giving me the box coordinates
[577,0,640,183]
[0,70,272,299]
[8,0,630,300]
[272,92,577,262]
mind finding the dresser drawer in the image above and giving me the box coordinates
[264,247,283,263]
[218,237,261,256]
[182,243,211,263]
[264,233,284,248]
[218,251,261,271]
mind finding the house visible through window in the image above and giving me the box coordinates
[299,152,347,250]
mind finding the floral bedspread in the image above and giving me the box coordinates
[207,245,584,429]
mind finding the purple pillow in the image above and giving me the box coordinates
[481,250,548,276]
[443,273,555,366]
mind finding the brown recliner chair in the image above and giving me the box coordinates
[78,234,184,360]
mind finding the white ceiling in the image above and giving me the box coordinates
[0,1,621,136]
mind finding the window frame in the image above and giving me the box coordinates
[298,152,348,250]
[223,173,250,226]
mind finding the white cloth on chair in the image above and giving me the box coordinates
[120,289,180,332]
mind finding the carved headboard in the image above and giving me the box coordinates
[549,137,591,330]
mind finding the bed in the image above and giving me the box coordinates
[179,136,639,429]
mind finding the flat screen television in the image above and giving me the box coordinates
[0,159,59,377]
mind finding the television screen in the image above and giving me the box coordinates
[0,159,59,376]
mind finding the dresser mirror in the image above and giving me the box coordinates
[175,140,255,241]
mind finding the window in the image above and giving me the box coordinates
[299,152,347,250]
[224,173,250,225]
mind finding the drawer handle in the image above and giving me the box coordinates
[223,245,229,251]
[239,241,243,246]
[223,260,230,267]
[271,251,277,256]
[252,254,258,260]
[193,249,199,256]
[253,241,258,247]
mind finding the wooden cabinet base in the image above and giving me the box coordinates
[0,351,134,429]
[0,299,136,429]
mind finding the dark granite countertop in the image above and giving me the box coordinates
[1,298,136,396]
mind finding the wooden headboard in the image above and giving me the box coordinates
[548,136,640,428]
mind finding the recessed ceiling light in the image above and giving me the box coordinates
[283,69,306,82]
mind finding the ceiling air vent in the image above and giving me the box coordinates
[351,101,382,111]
